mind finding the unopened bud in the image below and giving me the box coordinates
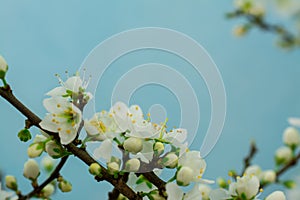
[23,159,40,180]
[41,156,55,172]
[176,166,193,186]
[283,127,300,148]
[27,143,44,158]
[42,184,55,197]
[162,153,178,168]
[18,129,32,142]
[5,175,18,191]
[45,140,64,159]
[107,162,120,175]
[154,142,164,156]
[262,170,276,183]
[89,163,102,176]
[0,55,8,79]
[58,180,72,192]
[266,191,286,200]
[123,137,143,154]
[125,158,140,172]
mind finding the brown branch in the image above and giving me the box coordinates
[261,151,300,188]
[227,9,298,48]
[0,86,142,200]
[19,156,69,200]
[240,142,258,176]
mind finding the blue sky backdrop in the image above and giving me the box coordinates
[0,1,300,199]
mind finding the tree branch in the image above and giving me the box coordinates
[240,141,258,176]
[0,86,142,200]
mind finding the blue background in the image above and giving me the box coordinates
[0,1,299,199]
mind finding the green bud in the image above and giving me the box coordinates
[18,129,31,142]
[217,177,228,188]
[283,180,296,189]
[58,180,72,192]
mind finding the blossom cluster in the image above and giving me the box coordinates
[0,66,298,200]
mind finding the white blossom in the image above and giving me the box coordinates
[84,110,121,141]
[0,182,17,200]
[166,182,206,200]
[47,74,92,100]
[177,151,211,185]
[40,97,82,145]
[230,174,260,199]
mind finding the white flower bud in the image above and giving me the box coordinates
[123,137,143,154]
[23,159,40,180]
[41,156,55,172]
[89,163,102,175]
[275,146,293,165]
[262,170,276,183]
[125,158,140,172]
[154,142,164,156]
[58,180,72,192]
[0,55,8,79]
[266,191,286,200]
[107,162,120,175]
[283,127,300,147]
[148,190,165,200]
[27,143,44,158]
[45,140,63,158]
[198,184,211,200]
[245,165,262,177]
[235,175,260,199]
[5,175,18,191]
[176,166,193,186]
[162,153,178,168]
[42,184,55,197]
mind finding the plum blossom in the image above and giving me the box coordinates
[47,74,92,100]
[177,151,212,186]
[166,182,209,200]
[40,97,82,145]
[0,182,17,200]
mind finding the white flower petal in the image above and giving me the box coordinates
[46,86,66,97]
[166,183,184,200]
[40,114,59,132]
[93,139,113,161]
[64,76,83,92]
[209,189,230,200]
[288,117,300,127]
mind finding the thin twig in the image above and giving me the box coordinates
[241,141,258,176]
[19,156,69,200]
